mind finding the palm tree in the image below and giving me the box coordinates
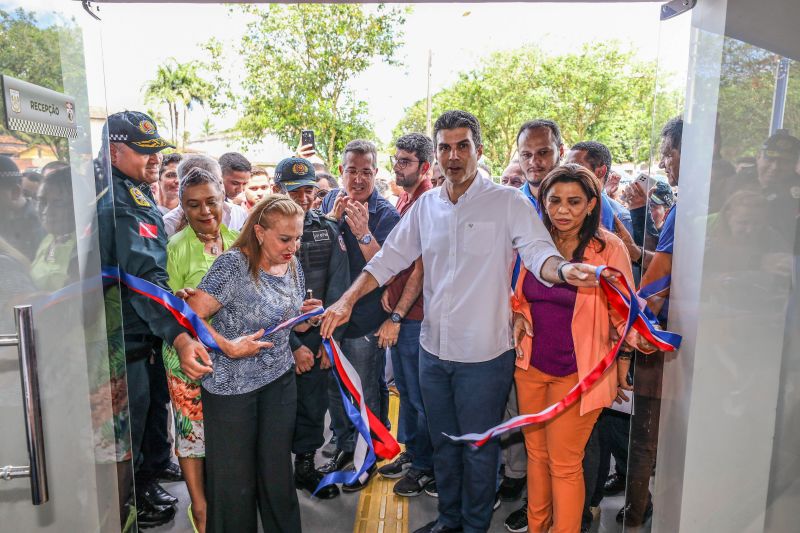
[144,59,213,149]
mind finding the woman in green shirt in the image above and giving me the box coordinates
[164,168,237,533]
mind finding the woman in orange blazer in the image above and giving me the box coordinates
[511,164,647,533]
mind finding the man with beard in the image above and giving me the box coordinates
[273,157,349,501]
[376,134,435,497]
[517,119,564,214]
[321,111,612,533]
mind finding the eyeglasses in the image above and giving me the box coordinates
[315,190,329,200]
[390,156,420,169]
[343,168,375,179]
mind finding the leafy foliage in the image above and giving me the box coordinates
[0,8,83,160]
[214,3,408,167]
[394,42,681,172]
[143,58,214,149]
[717,38,800,160]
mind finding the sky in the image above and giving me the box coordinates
[8,1,692,147]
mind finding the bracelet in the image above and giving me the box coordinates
[557,261,568,283]
[618,351,634,361]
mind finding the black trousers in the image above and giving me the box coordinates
[293,354,330,455]
[625,352,665,523]
[139,346,172,486]
[126,345,171,492]
[203,370,301,533]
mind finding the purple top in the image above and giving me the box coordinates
[523,270,578,377]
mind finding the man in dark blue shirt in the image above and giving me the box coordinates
[319,139,400,491]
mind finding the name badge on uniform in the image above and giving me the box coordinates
[312,230,330,242]
[129,186,152,207]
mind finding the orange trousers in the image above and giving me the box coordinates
[515,365,601,533]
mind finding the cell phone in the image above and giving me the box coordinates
[635,173,650,193]
[301,129,315,149]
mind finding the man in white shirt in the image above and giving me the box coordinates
[162,154,249,236]
[321,110,608,533]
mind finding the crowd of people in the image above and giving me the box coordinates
[1,101,797,533]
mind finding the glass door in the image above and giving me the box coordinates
[0,2,132,531]
[628,0,800,531]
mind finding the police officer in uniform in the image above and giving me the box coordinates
[274,157,350,499]
[98,111,212,528]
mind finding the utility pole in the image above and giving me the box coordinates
[425,49,433,139]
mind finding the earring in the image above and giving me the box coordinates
[588,210,592,216]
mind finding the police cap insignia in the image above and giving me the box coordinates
[292,163,309,175]
[138,120,157,135]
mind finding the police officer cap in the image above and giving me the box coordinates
[761,129,800,160]
[106,111,175,154]
[275,157,318,191]
[649,180,674,207]
[0,155,22,186]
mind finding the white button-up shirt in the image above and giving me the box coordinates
[365,174,560,362]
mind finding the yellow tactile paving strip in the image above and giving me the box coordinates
[353,393,408,533]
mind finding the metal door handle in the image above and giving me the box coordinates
[0,305,48,505]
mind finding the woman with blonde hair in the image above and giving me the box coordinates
[180,194,320,533]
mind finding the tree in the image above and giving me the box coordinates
[394,42,680,172]
[143,58,213,150]
[215,3,408,167]
[716,39,800,161]
[0,8,83,160]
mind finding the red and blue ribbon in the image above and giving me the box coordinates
[101,267,399,490]
[445,265,681,446]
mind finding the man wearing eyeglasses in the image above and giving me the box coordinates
[319,139,400,491]
[376,134,436,497]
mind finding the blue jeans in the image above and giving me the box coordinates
[420,349,515,533]
[390,320,433,472]
[328,333,384,453]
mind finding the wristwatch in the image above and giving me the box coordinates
[358,233,373,245]
[390,312,402,324]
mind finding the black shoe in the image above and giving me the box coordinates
[603,472,626,495]
[321,434,338,458]
[136,496,176,529]
[294,452,339,500]
[424,480,438,497]
[494,491,502,511]
[319,449,354,474]
[393,468,435,497]
[342,465,376,493]
[412,520,463,533]
[499,475,526,501]
[378,451,413,479]
[156,462,183,483]
[616,500,653,526]
[504,501,528,533]
[141,482,178,507]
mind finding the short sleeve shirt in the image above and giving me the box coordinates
[197,248,304,395]
[656,206,677,254]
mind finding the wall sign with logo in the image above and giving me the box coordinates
[1,74,78,139]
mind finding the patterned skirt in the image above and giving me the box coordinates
[163,342,205,458]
